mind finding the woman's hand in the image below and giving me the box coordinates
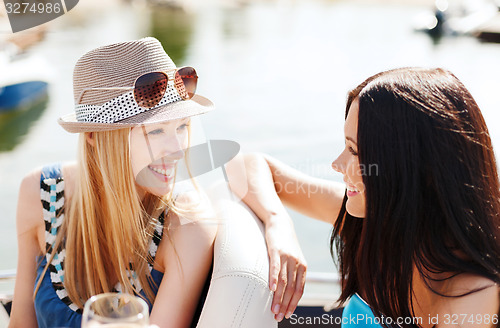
[225,153,309,321]
[265,213,307,322]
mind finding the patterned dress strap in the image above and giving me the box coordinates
[148,210,166,269]
[39,163,79,312]
[40,163,65,254]
[115,209,167,294]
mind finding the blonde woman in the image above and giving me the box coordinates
[9,37,305,328]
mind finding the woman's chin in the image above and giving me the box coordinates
[142,185,173,197]
[346,202,366,219]
[135,170,175,197]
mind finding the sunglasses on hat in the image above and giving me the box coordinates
[77,66,198,108]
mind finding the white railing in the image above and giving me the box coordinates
[0,270,15,281]
[0,270,341,284]
[0,269,343,326]
[305,271,340,285]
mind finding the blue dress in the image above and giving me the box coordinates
[34,163,165,328]
[342,294,385,328]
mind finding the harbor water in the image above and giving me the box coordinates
[1,0,500,301]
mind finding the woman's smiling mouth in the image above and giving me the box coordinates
[148,165,175,182]
[346,183,360,197]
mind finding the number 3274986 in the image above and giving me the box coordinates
[5,2,62,14]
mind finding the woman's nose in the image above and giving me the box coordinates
[162,134,185,160]
[331,153,345,174]
[169,149,185,161]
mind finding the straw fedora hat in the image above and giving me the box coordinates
[58,37,214,133]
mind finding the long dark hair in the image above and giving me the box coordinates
[331,68,500,326]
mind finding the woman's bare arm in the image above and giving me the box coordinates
[229,152,344,225]
[149,193,217,328]
[263,154,345,225]
[9,169,44,328]
[225,152,344,321]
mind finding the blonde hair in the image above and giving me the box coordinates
[35,128,176,308]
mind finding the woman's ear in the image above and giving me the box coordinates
[85,132,95,147]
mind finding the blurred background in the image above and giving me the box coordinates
[1,0,500,310]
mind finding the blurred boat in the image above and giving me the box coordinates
[414,0,499,40]
[0,80,48,112]
[0,47,50,113]
[472,12,500,42]
[0,38,51,151]
[0,21,51,111]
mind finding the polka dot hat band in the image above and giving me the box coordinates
[58,37,214,133]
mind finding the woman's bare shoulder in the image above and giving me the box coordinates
[155,191,218,272]
[61,161,77,175]
[170,190,217,227]
[447,274,498,295]
[18,162,77,231]
[61,161,77,199]
[433,274,499,326]
[166,190,218,243]
[16,167,45,238]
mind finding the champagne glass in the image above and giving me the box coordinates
[82,293,149,328]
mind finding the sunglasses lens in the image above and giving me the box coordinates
[175,67,198,100]
[134,72,168,108]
